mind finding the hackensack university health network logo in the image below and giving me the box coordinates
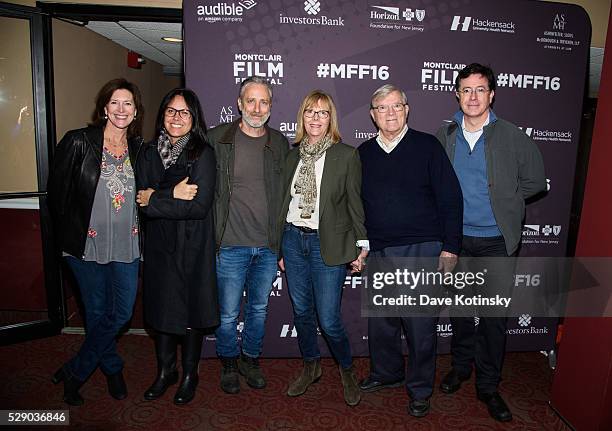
[279,0,345,27]
[450,15,515,34]
[196,0,258,23]
[369,5,425,31]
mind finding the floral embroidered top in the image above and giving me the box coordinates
[83,147,139,264]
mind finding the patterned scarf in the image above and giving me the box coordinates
[157,129,190,169]
[294,134,334,218]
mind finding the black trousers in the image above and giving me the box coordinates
[450,235,516,393]
[367,241,442,400]
[368,316,438,400]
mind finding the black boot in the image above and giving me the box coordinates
[52,365,84,406]
[144,333,179,400]
[106,370,127,400]
[174,328,203,405]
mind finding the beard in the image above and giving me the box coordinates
[242,111,270,129]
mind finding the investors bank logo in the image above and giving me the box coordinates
[304,0,320,15]
[450,15,515,34]
[279,1,345,27]
[196,1,258,23]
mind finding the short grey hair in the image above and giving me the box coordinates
[239,76,273,100]
[370,84,407,107]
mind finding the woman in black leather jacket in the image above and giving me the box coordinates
[47,78,144,406]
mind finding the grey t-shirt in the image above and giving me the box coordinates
[222,127,269,247]
[82,147,139,263]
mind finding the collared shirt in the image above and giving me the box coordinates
[461,113,490,151]
[376,125,408,154]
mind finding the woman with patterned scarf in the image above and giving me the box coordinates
[135,88,219,405]
[278,90,369,406]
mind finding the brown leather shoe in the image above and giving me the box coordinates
[287,359,321,397]
[339,365,361,407]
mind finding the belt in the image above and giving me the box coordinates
[290,223,317,234]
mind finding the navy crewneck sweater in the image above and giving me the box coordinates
[358,128,463,253]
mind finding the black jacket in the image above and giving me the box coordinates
[208,119,289,253]
[47,125,142,258]
[136,140,219,333]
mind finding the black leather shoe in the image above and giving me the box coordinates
[144,369,179,400]
[477,392,513,422]
[173,373,199,405]
[52,366,84,406]
[358,376,404,393]
[440,369,470,394]
[408,399,430,417]
[107,371,127,400]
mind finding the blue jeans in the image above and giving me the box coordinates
[215,246,278,358]
[282,224,352,369]
[65,257,139,381]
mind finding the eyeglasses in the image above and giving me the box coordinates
[303,109,330,119]
[456,87,491,97]
[371,103,406,114]
[165,107,192,120]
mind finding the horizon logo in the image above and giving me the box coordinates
[304,0,321,16]
[280,324,298,338]
[522,224,540,236]
[371,5,400,20]
[451,15,471,31]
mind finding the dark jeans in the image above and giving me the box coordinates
[367,241,442,400]
[65,256,139,381]
[282,224,352,369]
[450,235,516,393]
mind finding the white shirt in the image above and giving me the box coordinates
[376,125,408,154]
[462,114,490,151]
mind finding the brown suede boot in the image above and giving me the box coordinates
[340,365,361,407]
[287,359,322,397]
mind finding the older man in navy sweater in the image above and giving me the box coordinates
[358,84,463,417]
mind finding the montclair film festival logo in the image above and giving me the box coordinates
[233,53,284,85]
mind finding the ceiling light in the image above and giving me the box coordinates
[162,37,182,43]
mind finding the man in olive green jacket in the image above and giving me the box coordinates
[208,77,289,395]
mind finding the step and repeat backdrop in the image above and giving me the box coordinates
[184,0,590,356]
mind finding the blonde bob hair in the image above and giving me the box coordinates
[295,90,342,144]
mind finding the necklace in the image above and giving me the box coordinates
[104,136,128,158]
